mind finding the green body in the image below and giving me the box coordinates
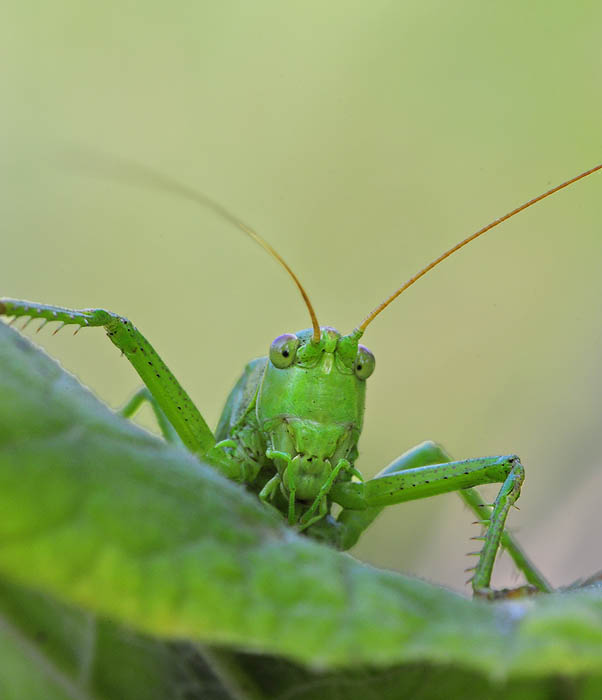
[215,328,364,517]
[0,299,551,596]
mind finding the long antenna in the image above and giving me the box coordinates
[359,163,602,332]
[64,150,321,342]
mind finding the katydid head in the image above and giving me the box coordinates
[257,326,373,500]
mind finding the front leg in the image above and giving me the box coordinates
[0,298,247,482]
[329,441,551,596]
[1,299,215,454]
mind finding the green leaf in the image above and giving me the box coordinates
[2,579,601,700]
[0,320,601,694]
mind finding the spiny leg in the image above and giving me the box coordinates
[0,298,247,481]
[334,453,522,596]
[0,299,214,453]
[467,459,523,596]
[459,482,551,593]
[330,441,550,596]
[392,442,551,592]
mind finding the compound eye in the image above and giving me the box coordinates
[269,333,300,369]
[354,345,375,380]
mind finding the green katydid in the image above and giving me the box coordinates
[1,161,600,599]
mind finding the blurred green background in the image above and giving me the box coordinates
[1,1,600,593]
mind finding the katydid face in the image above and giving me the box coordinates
[257,327,374,500]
